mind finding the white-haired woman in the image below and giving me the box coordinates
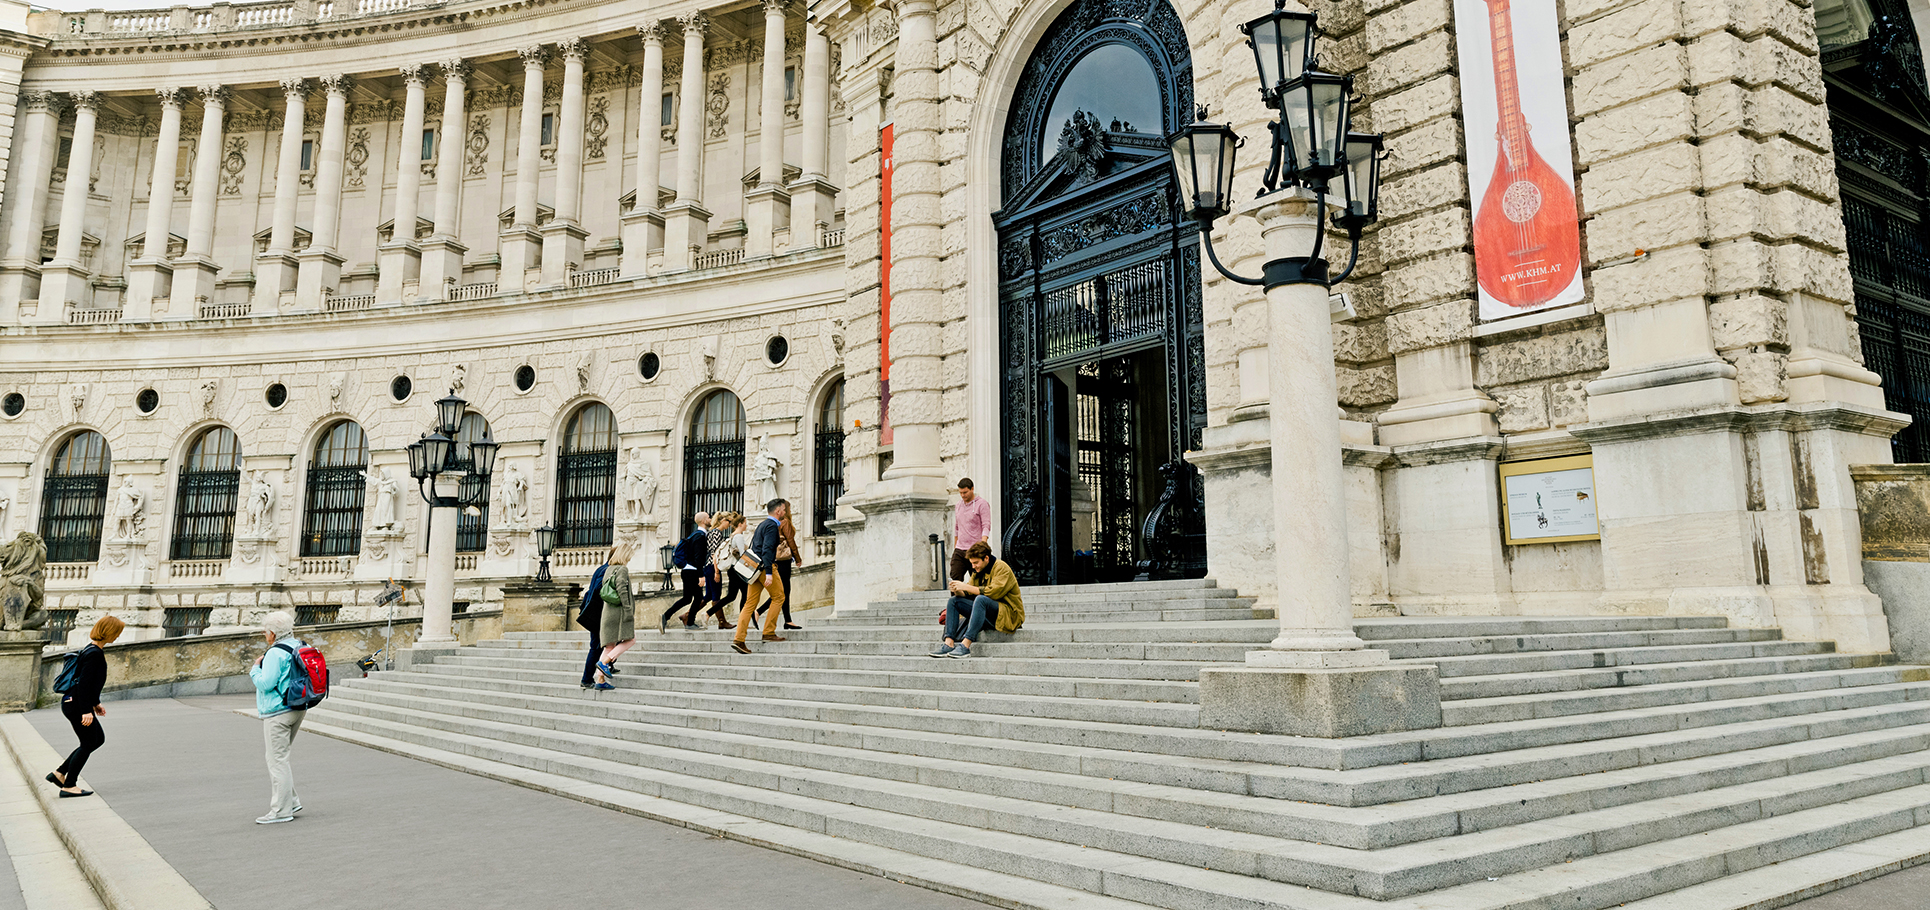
[592,542,637,690]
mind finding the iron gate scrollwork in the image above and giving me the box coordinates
[995,0,1205,585]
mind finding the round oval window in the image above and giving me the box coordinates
[639,352,661,381]
[515,364,536,392]
[766,336,789,366]
[265,383,288,409]
[136,388,160,414]
[1,393,23,417]
[391,375,413,402]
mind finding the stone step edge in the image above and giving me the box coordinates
[1611,822,1930,910]
[321,683,1930,881]
[305,709,1930,910]
[298,717,1179,910]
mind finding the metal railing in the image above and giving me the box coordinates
[448,282,497,301]
[65,304,122,325]
[568,267,622,289]
[199,301,250,319]
[693,248,745,270]
[325,292,375,312]
[167,560,225,580]
[819,227,846,247]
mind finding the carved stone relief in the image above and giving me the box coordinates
[587,96,610,159]
[219,136,246,195]
[706,73,729,139]
[346,127,371,188]
[466,114,489,177]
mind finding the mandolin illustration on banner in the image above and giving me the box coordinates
[1456,0,1586,320]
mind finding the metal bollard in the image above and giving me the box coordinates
[929,533,945,591]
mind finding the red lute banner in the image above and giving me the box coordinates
[1455,0,1585,320]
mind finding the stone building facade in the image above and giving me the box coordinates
[0,0,1921,651]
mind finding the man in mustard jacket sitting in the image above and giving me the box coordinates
[929,541,1024,659]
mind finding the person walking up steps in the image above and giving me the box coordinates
[757,511,806,630]
[710,512,747,627]
[250,611,307,824]
[730,499,791,654]
[48,615,123,798]
[662,513,714,632]
[592,543,639,690]
[930,542,1024,659]
[578,549,611,688]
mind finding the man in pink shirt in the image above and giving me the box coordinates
[950,478,992,582]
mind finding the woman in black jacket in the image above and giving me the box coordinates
[48,614,123,797]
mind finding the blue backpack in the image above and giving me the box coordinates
[51,646,94,695]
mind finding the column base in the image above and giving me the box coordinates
[1585,358,1739,421]
[787,177,839,250]
[252,251,299,315]
[1198,663,1443,737]
[829,478,953,613]
[376,240,423,303]
[293,247,345,309]
[418,236,469,301]
[619,210,665,277]
[124,258,174,320]
[37,262,93,314]
[0,261,41,322]
[498,226,542,291]
[745,185,792,259]
[168,254,222,315]
[396,642,461,671]
[0,633,46,713]
[662,201,712,272]
[540,219,590,287]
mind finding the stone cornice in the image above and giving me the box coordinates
[1568,402,1912,446]
[0,31,49,57]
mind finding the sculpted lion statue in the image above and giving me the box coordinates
[0,532,48,632]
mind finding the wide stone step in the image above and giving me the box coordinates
[1442,665,1930,725]
[305,702,1930,910]
[325,678,1930,854]
[819,605,1274,625]
[1414,639,1837,679]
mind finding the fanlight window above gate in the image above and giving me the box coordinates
[1041,44,1164,162]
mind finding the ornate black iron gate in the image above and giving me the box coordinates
[994,0,1206,585]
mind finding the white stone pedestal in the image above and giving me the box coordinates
[251,252,298,315]
[169,255,221,314]
[377,240,422,303]
[93,539,150,587]
[662,201,711,272]
[417,237,468,300]
[0,632,46,713]
[480,525,533,578]
[830,478,951,614]
[36,262,91,312]
[228,534,286,585]
[498,226,541,281]
[745,186,791,259]
[355,528,411,582]
[293,247,345,309]
[540,220,589,286]
[619,210,664,276]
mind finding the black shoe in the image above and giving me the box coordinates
[58,789,93,798]
[659,614,669,634]
[784,623,802,630]
[45,771,62,785]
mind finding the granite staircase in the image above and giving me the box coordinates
[307,579,1930,910]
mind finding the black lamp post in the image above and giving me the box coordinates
[1167,3,1385,290]
[404,390,496,646]
[535,524,557,582]
[659,541,676,591]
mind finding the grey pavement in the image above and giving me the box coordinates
[23,694,993,910]
[1782,862,1930,909]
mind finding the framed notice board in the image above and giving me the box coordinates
[1498,454,1600,546]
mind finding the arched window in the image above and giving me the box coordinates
[39,431,110,563]
[814,380,845,534]
[684,390,746,534]
[453,413,492,553]
[556,403,617,549]
[171,427,241,560]
[301,421,368,558]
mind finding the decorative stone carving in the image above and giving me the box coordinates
[500,462,529,527]
[519,44,552,70]
[623,449,658,521]
[111,477,147,542]
[587,96,609,159]
[0,533,48,632]
[317,74,354,97]
[399,62,430,87]
[68,384,87,417]
[346,127,371,187]
[750,434,780,506]
[219,136,247,195]
[201,379,218,413]
[706,73,730,139]
[450,362,467,393]
[466,114,489,176]
[365,466,400,531]
[247,470,278,536]
[577,354,593,391]
[440,59,471,82]
[327,373,345,402]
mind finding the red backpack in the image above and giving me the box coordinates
[274,642,329,709]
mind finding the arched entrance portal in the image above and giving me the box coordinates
[995,0,1206,585]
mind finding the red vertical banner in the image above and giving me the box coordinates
[879,122,895,445]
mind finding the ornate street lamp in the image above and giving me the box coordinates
[408,391,496,649]
[535,524,558,583]
[1240,1,1316,109]
[659,541,676,591]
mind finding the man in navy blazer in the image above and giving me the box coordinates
[731,499,791,653]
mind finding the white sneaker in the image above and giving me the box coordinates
[292,803,302,813]
[255,814,294,825]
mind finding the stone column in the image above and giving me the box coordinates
[0,92,62,316]
[745,0,791,259]
[378,64,431,303]
[253,79,307,314]
[541,38,590,287]
[295,74,351,307]
[620,22,668,276]
[882,0,944,481]
[787,20,835,250]
[126,87,186,319]
[168,85,228,316]
[38,90,101,312]
[1194,191,1441,738]
[662,12,710,272]
[419,60,469,299]
[499,44,548,287]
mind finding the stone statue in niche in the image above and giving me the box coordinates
[623,450,658,521]
[501,462,530,527]
[111,477,146,541]
[365,466,400,531]
[0,532,48,632]
[0,492,10,532]
[450,363,467,394]
[201,379,218,413]
[68,383,87,417]
[327,373,345,402]
[749,434,780,506]
[247,470,277,537]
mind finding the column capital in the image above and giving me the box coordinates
[761,0,790,14]
[893,0,937,18]
[317,74,353,97]
[399,63,431,87]
[679,10,709,37]
[279,77,310,99]
[440,59,472,82]
[67,90,102,112]
[638,20,669,45]
[198,85,230,107]
[155,86,188,109]
[557,37,587,61]
[518,44,552,69]
[20,89,63,113]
